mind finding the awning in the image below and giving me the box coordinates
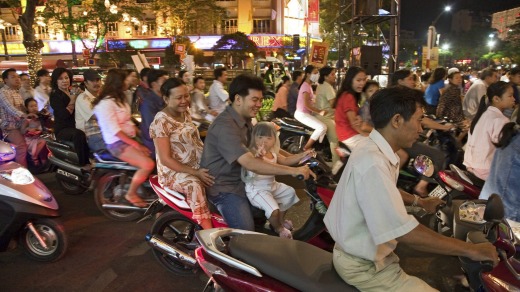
[0,59,58,73]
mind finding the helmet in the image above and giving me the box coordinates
[0,141,16,162]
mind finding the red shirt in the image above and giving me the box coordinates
[335,92,360,141]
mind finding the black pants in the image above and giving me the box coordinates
[56,128,90,166]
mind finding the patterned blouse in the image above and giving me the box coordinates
[149,111,204,188]
[436,84,464,123]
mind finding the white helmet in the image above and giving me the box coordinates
[0,141,16,162]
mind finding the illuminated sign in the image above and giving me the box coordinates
[106,38,173,51]
[0,40,96,55]
[248,35,284,48]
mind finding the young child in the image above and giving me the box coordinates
[22,98,47,167]
[243,122,313,239]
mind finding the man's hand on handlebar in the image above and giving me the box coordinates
[418,197,444,214]
[468,242,499,267]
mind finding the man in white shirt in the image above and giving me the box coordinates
[208,67,229,114]
[75,69,101,132]
[33,69,52,113]
[463,68,498,120]
[324,86,498,291]
[190,76,217,120]
[19,73,34,100]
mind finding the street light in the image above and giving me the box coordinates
[426,5,451,70]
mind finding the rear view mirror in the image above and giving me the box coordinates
[413,155,434,177]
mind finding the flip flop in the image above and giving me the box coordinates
[124,195,148,208]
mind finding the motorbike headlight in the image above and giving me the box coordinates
[0,167,35,185]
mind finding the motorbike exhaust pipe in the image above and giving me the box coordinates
[145,233,197,266]
[102,204,146,211]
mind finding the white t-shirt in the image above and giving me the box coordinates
[75,89,96,132]
[208,80,229,114]
[93,98,136,145]
[324,130,418,270]
[464,106,509,171]
[463,79,487,120]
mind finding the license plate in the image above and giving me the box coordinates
[429,185,448,199]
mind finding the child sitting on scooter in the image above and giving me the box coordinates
[242,122,314,239]
[21,98,47,167]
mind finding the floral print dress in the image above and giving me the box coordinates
[149,111,211,222]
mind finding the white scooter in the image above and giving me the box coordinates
[0,137,67,261]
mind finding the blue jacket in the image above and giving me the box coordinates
[481,133,520,222]
[138,89,165,158]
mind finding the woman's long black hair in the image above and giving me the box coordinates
[298,65,315,90]
[469,81,512,134]
[428,67,447,85]
[275,75,290,93]
[318,66,334,84]
[92,69,129,107]
[333,66,365,108]
[50,67,73,92]
[494,110,520,148]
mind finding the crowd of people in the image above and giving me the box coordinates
[0,63,517,290]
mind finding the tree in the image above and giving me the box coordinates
[3,0,44,82]
[211,32,258,66]
[152,0,225,37]
[40,0,141,64]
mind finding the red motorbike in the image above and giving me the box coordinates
[456,194,520,291]
[144,157,337,275]
[193,227,358,292]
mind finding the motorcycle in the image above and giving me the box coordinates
[144,156,336,275]
[455,194,520,291]
[0,138,67,262]
[413,155,484,236]
[194,228,358,292]
[45,137,156,221]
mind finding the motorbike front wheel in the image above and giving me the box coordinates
[150,211,201,275]
[19,218,68,262]
[94,172,142,222]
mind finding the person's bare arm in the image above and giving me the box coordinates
[346,111,369,135]
[303,91,322,114]
[397,224,498,265]
[277,149,315,166]
[422,117,452,131]
[238,152,312,179]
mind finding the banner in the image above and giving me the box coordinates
[422,46,439,71]
[309,42,329,67]
[308,0,319,23]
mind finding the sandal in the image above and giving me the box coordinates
[124,195,148,208]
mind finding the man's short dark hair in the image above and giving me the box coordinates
[214,67,227,80]
[391,69,411,86]
[19,73,29,78]
[36,69,49,77]
[510,67,520,76]
[370,86,426,129]
[228,74,265,103]
[140,67,152,79]
[147,69,168,87]
[480,68,497,80]
[292,70,303,82]
[193,76,204,84]
[2,68,16,80]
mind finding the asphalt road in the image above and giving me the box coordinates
[0,173,468,291]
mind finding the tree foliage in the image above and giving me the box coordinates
[212,32,258,63]
[151,0,225,36]
[163,35,203,69]
[40,0,142,59]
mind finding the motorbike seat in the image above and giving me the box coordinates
[229,234,357,292]
[94,150,125,163]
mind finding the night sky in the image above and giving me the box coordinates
[401,0,519,37]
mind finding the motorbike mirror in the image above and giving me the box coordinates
[413,155,435,177]
[484,194,505,223]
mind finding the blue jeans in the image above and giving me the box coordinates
[209,192,254,231]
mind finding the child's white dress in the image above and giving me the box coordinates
[244,151,299,218]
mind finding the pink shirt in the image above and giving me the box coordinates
[464,106,509,172]
[295,82,314,114]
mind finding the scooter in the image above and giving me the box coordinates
[45,136,156,221]
[0,138,67,262]
[455,194,520,291]
[194,228,358,292]
[144,156,336,275]
[413,155,484,235]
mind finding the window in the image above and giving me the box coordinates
[221,19,238,34]
[253,19,270,33]
[106,22,118,36]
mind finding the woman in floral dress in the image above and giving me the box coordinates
[150,78,214,229]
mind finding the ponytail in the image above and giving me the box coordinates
[494,123,519,148]
[469,94,489,134]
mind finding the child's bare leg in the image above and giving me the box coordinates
[269,209,292,238]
